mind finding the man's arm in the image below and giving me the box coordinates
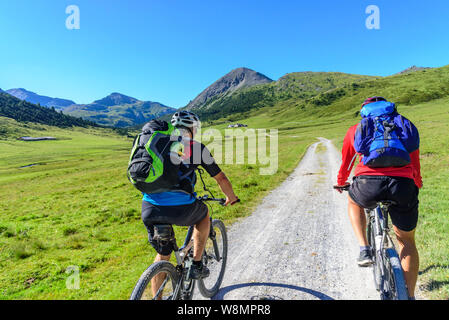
[336,125,358,187]
[198,142,239,205]
[410,149,423,189]
[212,172,239,206]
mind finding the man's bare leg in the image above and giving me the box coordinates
[394,227,419,298]
[193,213,210,261]
[151,253,171,299]
[348,195,369,246]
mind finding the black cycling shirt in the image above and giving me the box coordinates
[181,140,222,178]
[142,141,221,206]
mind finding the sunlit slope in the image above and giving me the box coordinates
[196,72,378,121]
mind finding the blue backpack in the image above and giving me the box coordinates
[354,101,419,168]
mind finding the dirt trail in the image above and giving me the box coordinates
[196,138,378,300]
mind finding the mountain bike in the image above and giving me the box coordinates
[334,185,409,300]
[129,195,228,300]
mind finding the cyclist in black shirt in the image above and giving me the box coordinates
[141,111,239,281]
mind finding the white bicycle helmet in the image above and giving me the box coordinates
[171,111,201,130]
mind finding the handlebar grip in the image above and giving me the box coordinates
[333,185,350,191]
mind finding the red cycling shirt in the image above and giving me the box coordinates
[337,124,423,188]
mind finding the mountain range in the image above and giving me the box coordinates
[6,88,75,108]
[179,65,439,121]
[184,67,273,111]
[0,91,96,128]
[1,65,437,128]
[61,93,176,127]
[2,67,273,128]
[2,89,176,128]
[182,70,378,120]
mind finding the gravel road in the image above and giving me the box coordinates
[196,138,378,300]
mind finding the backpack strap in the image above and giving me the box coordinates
[179,169,195,181]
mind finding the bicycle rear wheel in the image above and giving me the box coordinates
[367,215,382,291]
[130,261,180,300]
[383,248,409,300]
[198,219,228,298]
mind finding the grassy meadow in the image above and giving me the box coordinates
[1,97,448,299]
[0,115,334,299]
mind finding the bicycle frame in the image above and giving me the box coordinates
[369,204,395,254]
[174,226,194,266]
[367,202,401,299]
[172,217,222,265]
[169,197,226,300]
[167,226,195,300]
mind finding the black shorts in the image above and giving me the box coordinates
[349,176,419,232]
[141,200,208,255]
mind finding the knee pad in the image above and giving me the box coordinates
[151,224,175,255]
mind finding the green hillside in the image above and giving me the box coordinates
[194,72,378,121]
[0,92,97,128]
[294,65,449,117]
[201,65,449,126]
[61,93,176,128]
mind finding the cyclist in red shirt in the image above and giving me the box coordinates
[335,97,422,299]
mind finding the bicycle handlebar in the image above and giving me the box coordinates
[333,185,350,191]
[197,195,226,206]
[197,195,241,206]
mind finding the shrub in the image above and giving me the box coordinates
[12,243,33,259]
[62,227,78,236]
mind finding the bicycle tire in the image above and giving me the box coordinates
[130,261,180,300]
[367,217,382,291]
[384,248,409,300]
[198,219,228,298]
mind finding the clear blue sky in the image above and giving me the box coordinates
[1,0,449,108]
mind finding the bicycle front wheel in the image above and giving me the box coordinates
[130,261,180,300]
[383,248,409,300]
[198,219,228,298]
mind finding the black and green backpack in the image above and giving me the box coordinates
[127,120,185,194]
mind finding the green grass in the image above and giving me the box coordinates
[398,100,449,299]
[0,111,357,299]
